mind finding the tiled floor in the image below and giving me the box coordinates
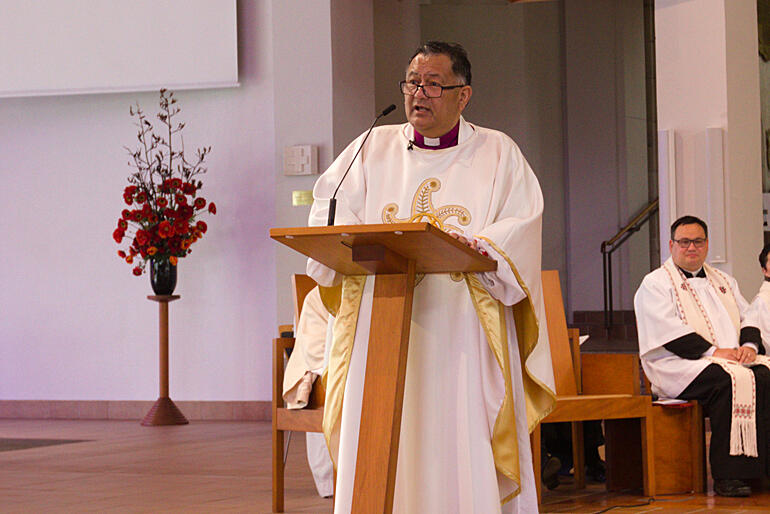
[0,419,768,513]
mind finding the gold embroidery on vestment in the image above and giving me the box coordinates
[381,178,471,233]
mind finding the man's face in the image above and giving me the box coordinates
[763,254,770,280]
[404,53,472,138]
[669,223,708,272]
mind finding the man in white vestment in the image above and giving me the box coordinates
[635,215,770,497]
[307,41,555,513]
[749,243,770,355]
[282,286,334,498]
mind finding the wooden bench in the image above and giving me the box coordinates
[533,270,655,503]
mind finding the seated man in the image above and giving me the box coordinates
[282,285,334,498]
[634,215,770,497]
[749,243,770,354]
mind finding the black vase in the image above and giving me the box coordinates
[150,258,178,295]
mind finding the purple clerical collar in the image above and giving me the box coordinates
[412,121,460,150]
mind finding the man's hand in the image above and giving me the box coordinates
[735,345,757,364]
[448,232,488,256]
[712,348,738,361]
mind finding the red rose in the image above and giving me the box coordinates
[196,220,208,233]
[157,220,173,239]
[113,228,124,243]
[208,202,217,214]
[194,197,206,210]
[132,266,143,276]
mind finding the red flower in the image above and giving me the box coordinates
[169,256,178,266]
[126,255,134,264]
[208,202,216,214]
[113,228,125,243]
[132,266,143,276]
[171,178,183,189]
[173,220,190,235]
[117,250,126,258]
[124,185,138,195]
[131,210,143,221]
[181,239,191,250]
[135,230,149,246]
[163,207,176,219]
[157,220,173,239]
[157,197,168,208]
[122,209,131,220]
[135,192,146,203]
[196,220,208,233]
[194,197,206,210]
[179,206,194,220]
[117,219,128,230]
[176,194,187,206]
[147,246,158,256]
[183,182,196,194]
[123,194,133,205]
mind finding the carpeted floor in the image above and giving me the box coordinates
[0,438,87,452]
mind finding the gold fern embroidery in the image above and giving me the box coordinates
[381,178,471,233]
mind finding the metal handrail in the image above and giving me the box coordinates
[601,198,659,329]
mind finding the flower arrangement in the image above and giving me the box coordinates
[113,89,216,276]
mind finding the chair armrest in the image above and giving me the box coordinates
[581,352,641,395]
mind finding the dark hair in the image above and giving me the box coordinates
[670,215,708,240]
[409,41,472,86]
[759,243,770,269]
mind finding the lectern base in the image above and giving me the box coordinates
[141,397,189,426]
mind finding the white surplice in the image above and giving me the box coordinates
[634,260,754,398]
[307,118,555,514]
[749,281,770,355]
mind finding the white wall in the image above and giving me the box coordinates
[0,1,277,401]
[655,0,763,296]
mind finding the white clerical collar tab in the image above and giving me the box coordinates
[423,136,440,146]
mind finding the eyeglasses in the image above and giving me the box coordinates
[399,80,465,98]
[672,238,707,248]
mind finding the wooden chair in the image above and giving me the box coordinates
[272,274,326,513]
[533,270,655,503]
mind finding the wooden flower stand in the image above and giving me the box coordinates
[141,295,189,426]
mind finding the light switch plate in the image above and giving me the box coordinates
[283,145,318,175]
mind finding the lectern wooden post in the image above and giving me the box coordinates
[271,223,496,512]
[142,294,188,426]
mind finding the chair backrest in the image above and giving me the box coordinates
[541,269,580,396]
[291,274,318,325]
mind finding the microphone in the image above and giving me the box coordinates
[327,104,397,226]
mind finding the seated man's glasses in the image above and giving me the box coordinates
[400,80,465,98]
[672,238,707,248]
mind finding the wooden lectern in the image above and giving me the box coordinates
[270,222,496,513]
